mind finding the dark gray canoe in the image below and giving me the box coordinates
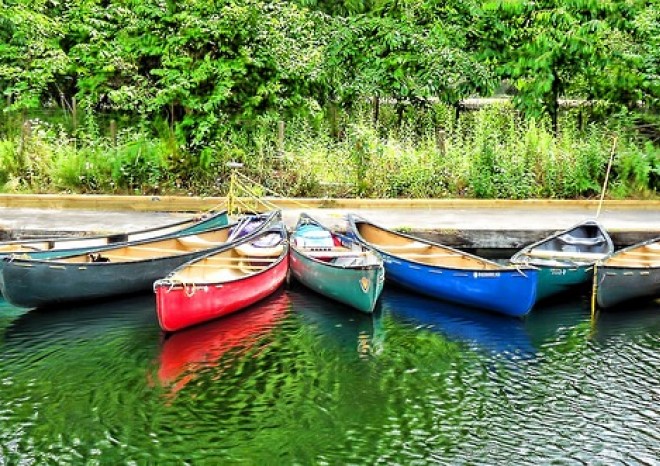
[595,237,660,309]
[0,211,279,309]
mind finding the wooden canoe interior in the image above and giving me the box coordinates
[57,230,232,263]
[356,222,500,270]
[602,241,660,268]
[0,243,47,253]
[171,244,285,282]
[0,219,203,253]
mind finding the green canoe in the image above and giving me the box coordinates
[289,213,385,314]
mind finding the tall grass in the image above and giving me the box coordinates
[0,104,657,198]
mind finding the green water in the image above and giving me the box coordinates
[1,285,659,464]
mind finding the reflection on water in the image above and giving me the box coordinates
[380,287,537,358]
[288,282,382,357]
[0,286,659,463]
[591,298,660,343]
[158,288,291,393]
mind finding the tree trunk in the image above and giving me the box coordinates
[551,71,560,137]
[372,96,380,127]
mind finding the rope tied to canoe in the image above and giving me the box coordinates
[183,282,197,297]
[157,278,197,297]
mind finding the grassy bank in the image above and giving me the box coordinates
[0,103,658,200]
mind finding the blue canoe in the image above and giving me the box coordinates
[346,214,538,318]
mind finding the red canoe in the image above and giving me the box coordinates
[157,289,291,393]
[154,222,290,332]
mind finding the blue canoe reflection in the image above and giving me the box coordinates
[379,287,538,358]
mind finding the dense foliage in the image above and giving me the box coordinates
[0,0,658,198]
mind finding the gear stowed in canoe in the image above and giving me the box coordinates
[346,214,538,318]
[289,213,385,314]
[0,211,279,309]
[510,219,614,303]
[154,220,290,332]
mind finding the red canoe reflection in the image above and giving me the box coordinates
[157,288,291,393]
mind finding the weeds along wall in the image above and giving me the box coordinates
[0,103,658,199]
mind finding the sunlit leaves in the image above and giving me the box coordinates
[0,1,69,109]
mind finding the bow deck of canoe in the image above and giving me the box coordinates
[1,196,659,250]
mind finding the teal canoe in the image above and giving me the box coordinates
[510,219,614,302]
[594,237,660,309]
[289,213,385,314]
[0,210,229,266]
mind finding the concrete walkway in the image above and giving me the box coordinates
[1,196,658,248]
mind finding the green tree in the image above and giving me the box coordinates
[480,0,657,134]
[0,0,68,110]
[325,0,494,118]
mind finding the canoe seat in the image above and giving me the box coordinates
[304,249,363,258]
[558,234,606,246]
[380,242,431,254]
[526,250,608,260]
[178,235,225,249]
[235,243,284,258]
[606,256,660,266]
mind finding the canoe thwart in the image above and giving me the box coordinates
[558,233,606,247]
[379,242,433,253]
[525,249,608,260]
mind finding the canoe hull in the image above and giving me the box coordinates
[535,265,593,301]
[0,212,277,308]
[290,249,384,314]
[596,266,660,309]
[155,256,289,332]
[381,254,537,317]
[1,251,227,308]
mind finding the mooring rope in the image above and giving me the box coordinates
[595,136,618,219]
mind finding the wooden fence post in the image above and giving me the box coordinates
[110,119,117,148]
[372,96,380,127]
[277,120,285,157]
[435,128,446,155]
[72,96,77,131]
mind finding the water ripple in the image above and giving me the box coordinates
[0,288,659,462]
